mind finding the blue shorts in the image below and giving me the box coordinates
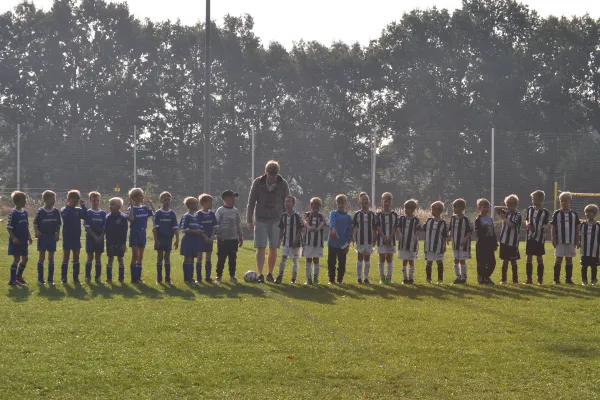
[157,234,174,252]
[63,237,82,250]
[107,244,125,258]
[86,234,105,254]
[129,230,147,248]
[8,241,28,257]
[199,237,214,253]
[254,218,280,249]
[37,233,57,253]
[180,235,201,257]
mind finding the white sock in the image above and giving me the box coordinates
[409,266,415,280]
[402,266,408,280]
[364,262,370,280]
[387,263,393,280]
[379,262,385,281]
[292,259,299,276]
[306,261,312,280]
[454,264,460,279]
[313,261,320,279]
[356,261,363,281]
[461,263,467,280]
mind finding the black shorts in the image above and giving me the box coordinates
[500,243,520,261]
[107,244,125,258]
[525,239,545,256]
[581,256,599,267]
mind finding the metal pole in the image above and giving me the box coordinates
[491,128,495,208]
[17,124,20,190]
[133,125,137,188]
[204,0,211,193]
[371,130,376,205]
[251,126,255,185]
[554,181,558,211]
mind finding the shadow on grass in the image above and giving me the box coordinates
[64,283,88,300]
[136,283,163,299]
[161,284,196,300]
[194,281,268,299]
[7,285,32,302]
[267,283,338,304]
[89,282,114,299]
[547,342,600,358]
[37,284,66,301]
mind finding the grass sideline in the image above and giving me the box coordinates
[1,226,599,400]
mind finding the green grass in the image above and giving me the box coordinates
[1,226,599,399]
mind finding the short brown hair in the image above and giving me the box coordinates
[128,187,144,198]
[559,192,572,202]
[453,198,466,210]
[335,194,347,204]
[431,201,444,212]
[11,191,26,204]
[42,190,56,201]
[109,197,123,207]
[531,190,545,201]
[477,198,490,208]
[184,196,199,209]
[159,191,172,201]
[89,191,101,200]
[285,195,296,204]
[198,193,213,205]
[358,192,369,201]
[504,194,519,206]
[310,197,322,208]
[265,160,280,175]
[584,204,599,214]
[404,199,418,210]
[67,190,81,200]
[381,192,393,201]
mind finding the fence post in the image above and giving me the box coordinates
[16,124,20,190]
[371,130,376,204]
[491,128,495,208]
[133,125,137,188]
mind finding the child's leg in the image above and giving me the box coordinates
[460,259,467,281]
[278,255,288,278]
[216,244,227,279]
[156,249,164,282]
[16,255,28,281]
[591,264,598,283]
[425,261,433,281]
[205,251,213,281]
[48,251,55,283]
[130,246,138,282]
[305,258,313,282]
[72,249,81,282]
[501,259,509,283]
[228,245,238,278]
[85,252,94,280]
[196,252,203,282]
[386,254,394,281]
[94,252,102,281]
[363,254,370,282]
[554,256,563,283]
[107,256,114,282]
[9,255,19,283]
[117,256,125,282]
[437,260,444,282]
[402,260,409,281]
[337,249,346,283]
[164,251,172,282]
[291,256,299,281]
[183,256,193,282]
[581,262,589,283]
[38,251,46,283]
[453,258,461,280]
[510,259,518,283]
[525,254,533,282]
[313,257,320,281]
[356,254,364,282]
[565,257,574,283]
[408,260,415,281]
[378,253,386,282]
[137,247,145,281]
[61,249,71,283]
[536,255,544,284]
[327,249,337,283]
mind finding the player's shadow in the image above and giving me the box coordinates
[548,342,600,359]
[37,284,66,301]
[136,283,163,299]
[199,282,267,299]
[267,283,338,304]
[88,283,114,299]
[161,284,196,300]
[7,285,32,302]
[64,283,88,300]
[111,283,141,299]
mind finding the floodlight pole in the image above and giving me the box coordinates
[203,0,211,193]
[17,124,20,190]
[491,128,495,208]
[371,130,376,205]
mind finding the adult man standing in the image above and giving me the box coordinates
[247,160,290,283]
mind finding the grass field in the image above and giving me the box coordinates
[1,226,599,400]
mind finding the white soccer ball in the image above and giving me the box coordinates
[244,270,258,282]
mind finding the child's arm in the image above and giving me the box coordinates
[127,198,134,222]
[552,224,557,248]
[146,195,156,213]
[79,200,87,219]
[316,215,326,232]
[33,209,41,239]
[236,209,244,247]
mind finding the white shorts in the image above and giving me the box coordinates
[453,250,471,260]
[398,250,418,260]
[355,244,374,255]
[302,245,323,258]
[555,243,577,258]
[425,251,444,262]
[377,245,396,255]
[282,246,300,259]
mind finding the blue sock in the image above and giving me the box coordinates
[118,264,125,281]
[16,264,26,278]
[196,261,203,281]
[157,261,163,282]
[85,261,92,279]
[48,261,55,283]
[94,263,102,280]
[9,264,17,283]
[130,264,136,282]
[73,262,80,282]
[165,263,171,281]
[205,261,212,280]
[61,262,68,282]
[37,261,44,282]
[137,263,143,281]
[107,264,113,281]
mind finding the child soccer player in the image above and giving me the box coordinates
[152,192,179,284]
[496,194,522,285]
[215,190,243,283]
[328,194,353,285]
[276,195,302,284]
[303,197,326,285]
[579,204,600,286]
[127,188,155,284]
[376,192,399,284]
[448,198,472,284]
[105,198,128,284]
[475,198,498,285]
[524,190,550,285]
[33,190,61,285]
[353,192,378,285]
[61,190,87,284]
[423,201,448,284]
[83,191,106,283]
[397,199,421,284]
[180,197,206,284]
[197,194,218,283]
[551,192,580,285]
[7,191,32,285]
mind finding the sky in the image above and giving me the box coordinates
[2,0,600,48]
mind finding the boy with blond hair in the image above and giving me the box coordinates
[397,199,421,284]
[61,190,87,284]
[180,197,206,284]
[579,204,600,285]
[448,198,472,284]
[84,191,106,283]
[303,197,327,285]
[524,190,550,285]
[376,192,398,284]
[197,193,218,283]
[33,190,61,284]
[7,191,32,285]
[496,194,522,284]
[551,192,580,284]
[152,191,179,284]
[276,195,303,284]
[127,187,155,283]
[328,194,353,285]
[423,201,448,284]
[105,197,128,283]
[353,192,378,285]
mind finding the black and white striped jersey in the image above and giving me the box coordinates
[304,212,326,247]
[499,211,522,247]
[449,215,472,251]
[278,212,302,247]
[376,211,399,246]
[551,210,580,244]
[525,207,550,243]
[353,210,378,246]
[397,215,421,252]
[423,218,448,254]
[580,222,600,258]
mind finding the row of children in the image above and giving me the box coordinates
[6,188,243,286]
[274,190,599,286]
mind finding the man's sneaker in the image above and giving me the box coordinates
[363,279,370,285]
[205,278,213,284]
[357,279,363,284]
[16,277,28,285]
[305,278,313,285]
[591,280,598,286]
[230,276,238,284]
[257,274,265,283]
[275,275,283,284]
[38,279,45,285]
[565,280,575,285]
[582,280,588,286]
[105,279,113,285]
[522,279,533,285]
[266,274,275,283]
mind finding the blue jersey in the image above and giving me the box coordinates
[105,212,129,246]
[7,209,29,242]
[84,209,107,236]
[61,205,87,239]
[328,210,354,249]
[153,209,178,238]
[33,207,61,235]
[180,212,202,233]
[129,205,153,233]
[197,210,218,237]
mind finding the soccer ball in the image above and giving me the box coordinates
[329,229,338,241]
[244,270,258,282]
